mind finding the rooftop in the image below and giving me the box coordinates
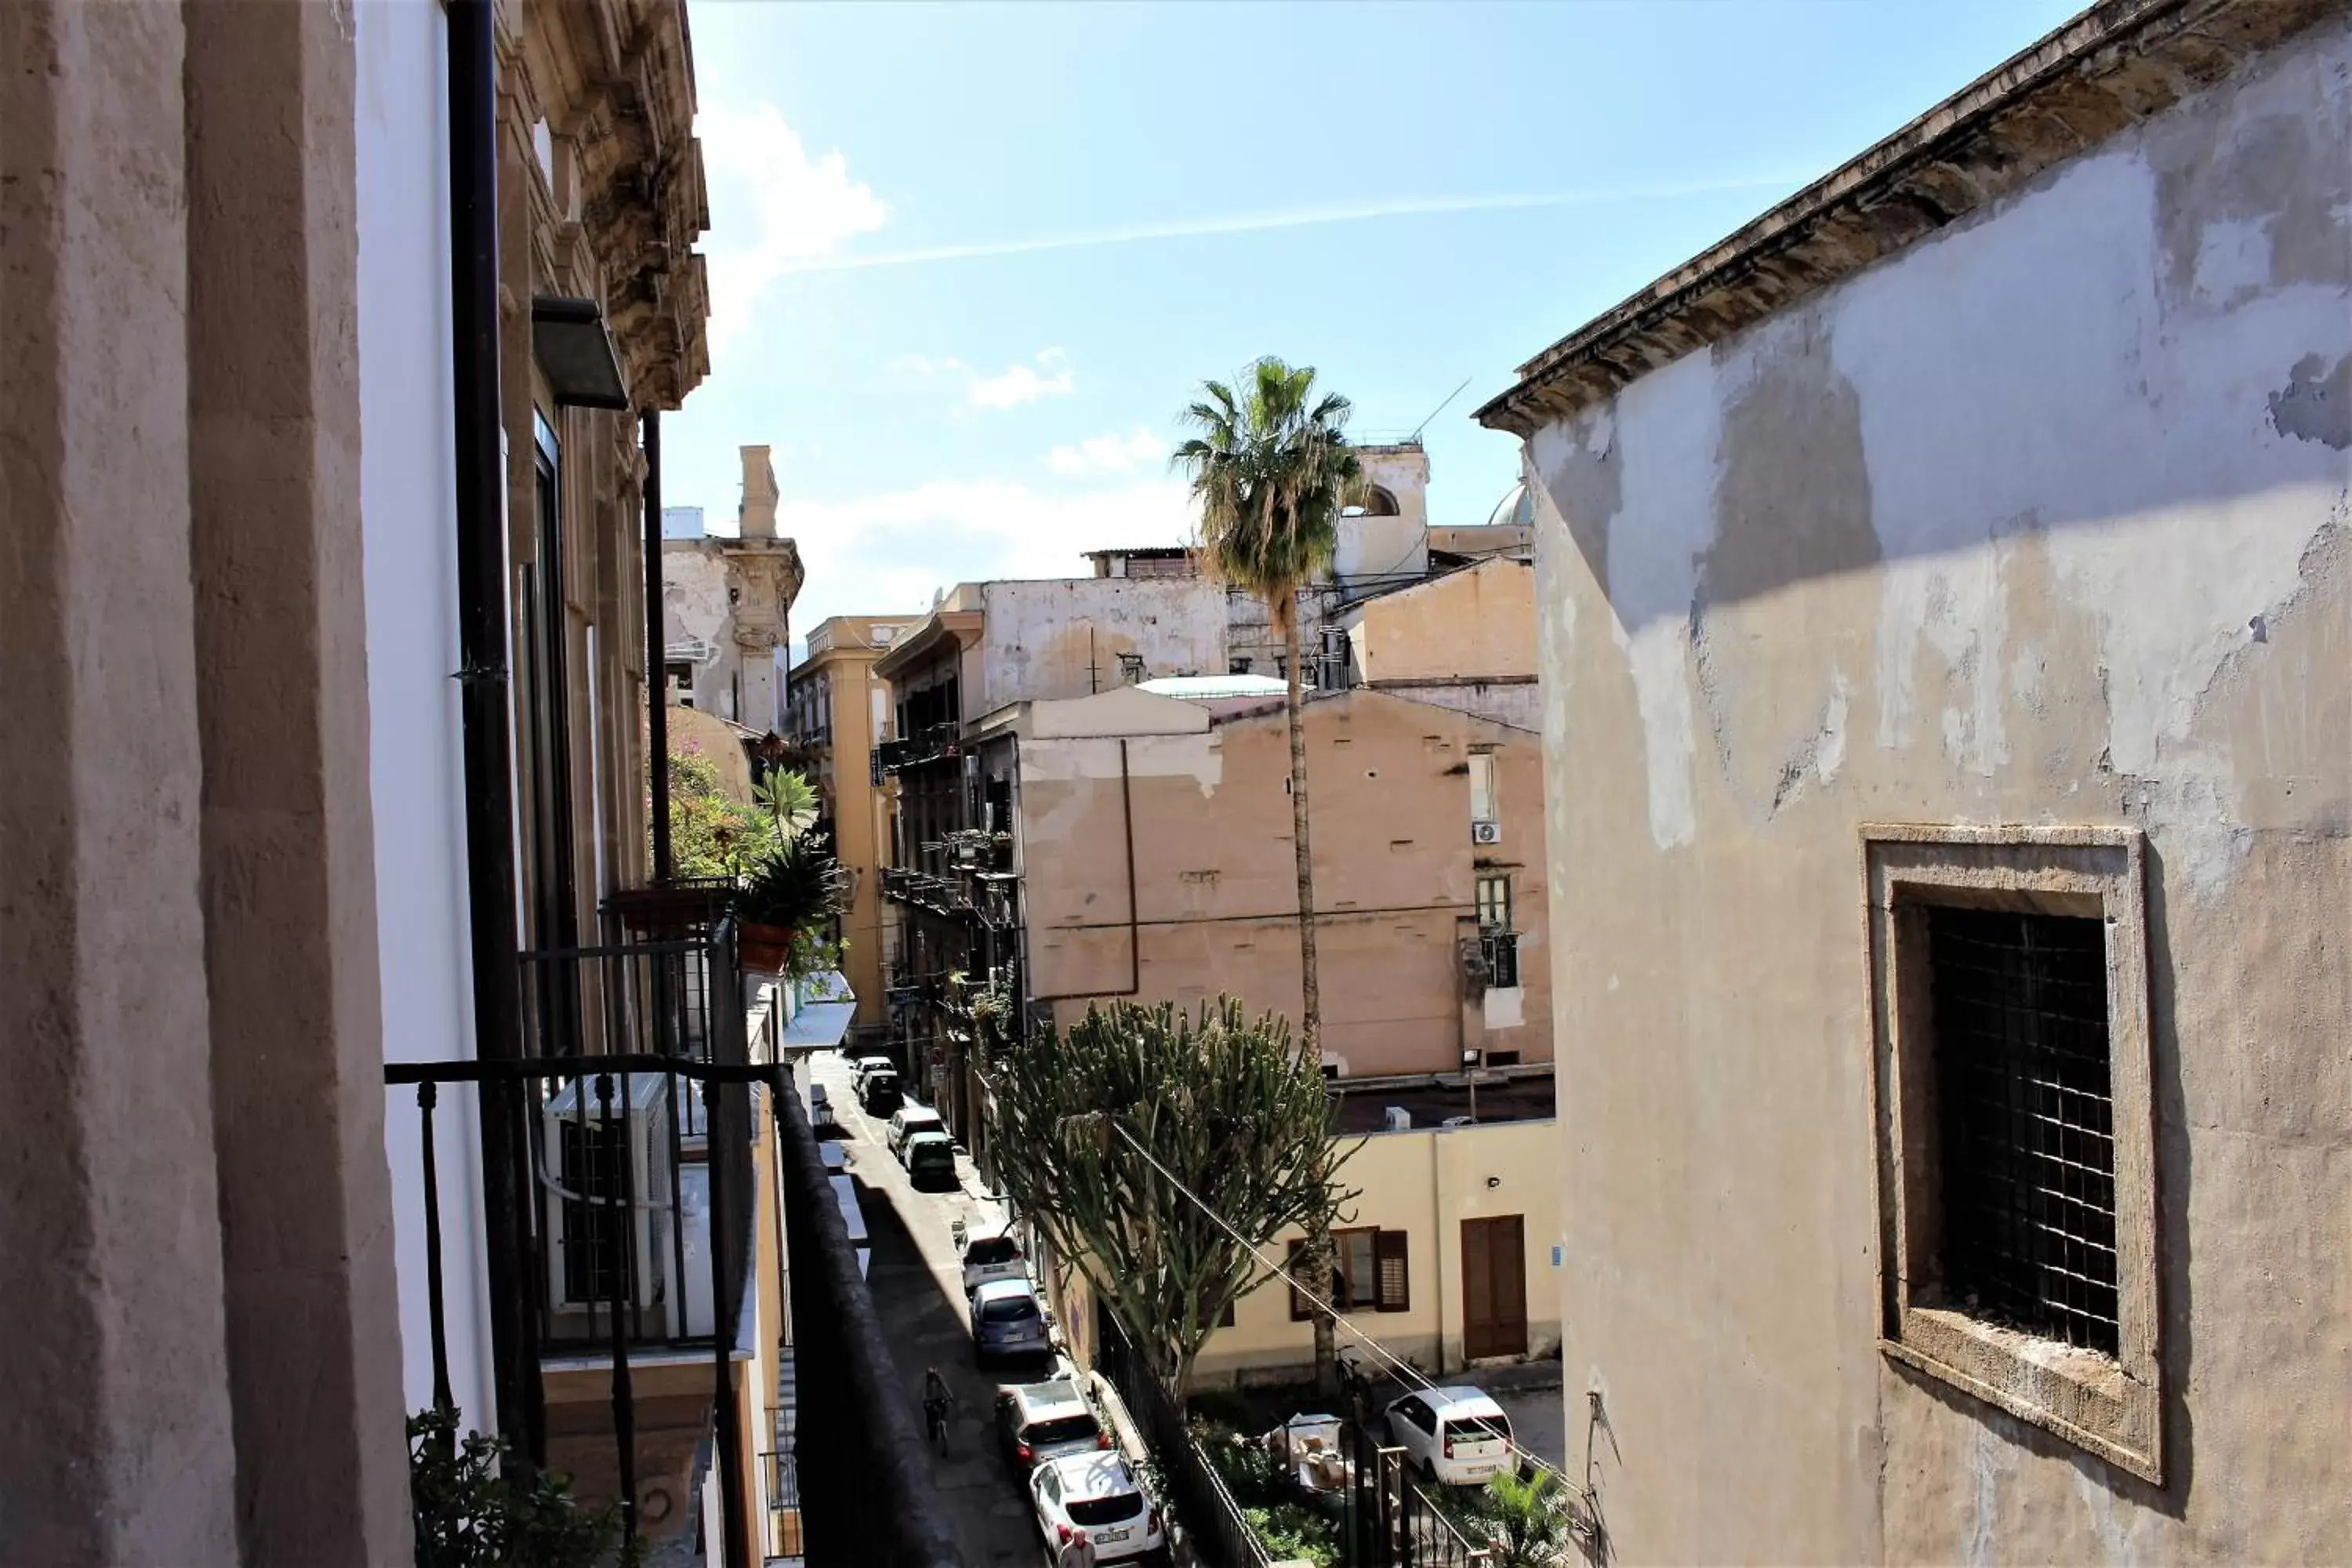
[1137,673,1290,701]
[1330,1071,1555,1133]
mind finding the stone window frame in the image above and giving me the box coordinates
[1862,822,2162,1483]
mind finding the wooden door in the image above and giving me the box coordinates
[1461,1214,1528,1360]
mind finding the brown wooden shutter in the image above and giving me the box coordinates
[1375,1230,1410,1312]
[1287,1240,1314,1321]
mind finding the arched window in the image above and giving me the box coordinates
[1346,485,1399,518]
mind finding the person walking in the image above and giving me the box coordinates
[922,1365,955,1455]
[1055,1528,1097,1568]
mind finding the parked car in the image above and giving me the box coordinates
[902,1130,956,1191]
[859,1068,902,1116]
[1380,1387,1514,1486]
[995,1379,1111,1470]
[958,1221,1028,1296]
[1029,1452,1163,1563]
[971,1279,1053,1368]
[850,1054,895,1092]
[886,1104,946,1160]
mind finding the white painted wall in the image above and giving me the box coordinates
[357,0,495,1434]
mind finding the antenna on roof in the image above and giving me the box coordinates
[1406,378,1473,444]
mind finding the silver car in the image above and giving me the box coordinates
[971,1279,1051,1367]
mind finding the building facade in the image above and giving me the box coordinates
[787,614,919,1043]
[1480,1,2351,1561]
[662,444,806,732]
[0,2,960,1563]
[1006,685,1552,1080]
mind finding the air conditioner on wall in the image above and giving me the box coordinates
[541,1074,686,1331]
[1471,820,1501,845]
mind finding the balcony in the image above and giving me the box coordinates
[387,916,964,1566]
[873,720,961,775]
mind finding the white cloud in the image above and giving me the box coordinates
[695,102,887,355]
[1047,426,1167,477]
[967,348,1074,411]
[780,474,1194,629]
[883,348,1077,413]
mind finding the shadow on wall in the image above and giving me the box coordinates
[1527,53,2350,638]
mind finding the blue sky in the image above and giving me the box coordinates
[668,0,2084,630]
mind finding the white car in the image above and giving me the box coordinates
[1029,1452,1163,1563]
[1381,1387,1515,1485]
[958,1221,1028,1296]
[885,1104,946,1160]
[849,1054,895,1092]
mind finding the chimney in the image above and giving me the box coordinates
[739,445,779,539]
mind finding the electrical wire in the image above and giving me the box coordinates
[1095,1116,1584,1500]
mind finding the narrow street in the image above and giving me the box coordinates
[808,1051,1054,1568]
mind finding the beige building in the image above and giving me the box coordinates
[1479,1,2351,1562]
[662,444,806,733]
[1044,1094,1563,1392]
[1203,1102,1561,1387]
[787,614,920,1041]
[1004,684,1552,1080]
[1343,555,1540,729]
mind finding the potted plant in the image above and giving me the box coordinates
[737,834,844,975]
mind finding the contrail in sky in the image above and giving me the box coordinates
[771,172,1812,275]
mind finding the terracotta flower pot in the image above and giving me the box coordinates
[739,922,794,975]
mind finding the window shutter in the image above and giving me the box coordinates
[1375,1230,1410,1312]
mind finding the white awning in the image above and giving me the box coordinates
[782,970,856,1051]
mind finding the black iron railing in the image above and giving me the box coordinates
[390,1044,964,1568]
[391,1051,761,1563]
[1094,1309,1270,1568]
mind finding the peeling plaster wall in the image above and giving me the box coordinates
[661,539,735,717]
[1526,21,2350,1566]
[978,576,1226,710]
[1018,691,1552,1077]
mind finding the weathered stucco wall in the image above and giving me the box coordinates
[1524,21,2350,1564]
[979,577,1228,711]
[1355,559,1536,684]
[1018,690,1551,1077]
[1198,1117,1563,1385]
[662,539,736,717]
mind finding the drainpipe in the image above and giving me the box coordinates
[448,0,543,1462]
[1432,1130,1446,1377]
[643,411,671,883]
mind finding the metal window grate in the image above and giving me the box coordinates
[559,1119,626,1305]
[1926,906,2119,1356]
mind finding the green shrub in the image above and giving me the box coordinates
[407,1407,621,1568]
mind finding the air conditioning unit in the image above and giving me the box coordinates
[542,1075,685,1331]
[1383,1106,1412,1133]
[1471,820,1501,845]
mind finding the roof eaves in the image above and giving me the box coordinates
[1475,0,2340,436]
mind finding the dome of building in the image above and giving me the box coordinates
[1484,480,1534,532]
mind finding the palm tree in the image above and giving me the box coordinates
[1174,356,1362,1392]
[1461,1468,1578,1567]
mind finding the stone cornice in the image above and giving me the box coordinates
[506,0,710,413]
[1475,0,2347,437]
